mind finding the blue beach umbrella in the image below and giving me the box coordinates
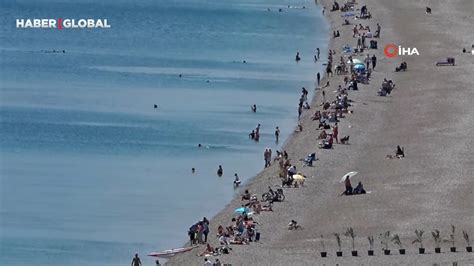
[353,63,365,70]
[234,207,249,214]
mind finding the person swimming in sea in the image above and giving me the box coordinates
[251,104,257,113]
[217,165,223,177]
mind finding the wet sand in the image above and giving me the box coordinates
[167,0,474,265]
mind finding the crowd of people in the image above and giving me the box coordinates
[175,1,409,264]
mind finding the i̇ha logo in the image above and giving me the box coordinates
[384,43,420,58]
[16,18,111,29]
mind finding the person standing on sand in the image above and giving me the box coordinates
[264,148,272,168]
[322,90,326,103]
[317,72,320,86]
[298,106,302,120]
[344,176,353,195]
[333,123,339,143]
[317,48,320,59]
[202,218,209,242]
[371,55,377,70]
[131,254,142,266]
[365,54,371,70]
[275,126,280,143]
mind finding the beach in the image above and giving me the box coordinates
[167,0,474,265]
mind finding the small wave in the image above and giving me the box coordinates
[89,65,305,82]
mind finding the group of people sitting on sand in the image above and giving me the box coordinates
[342,176,366,196]
[395,61,408,72]
[378,78,396,96]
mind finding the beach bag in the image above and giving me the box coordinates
[255,232,261,241]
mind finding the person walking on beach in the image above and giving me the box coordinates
[264,148,272,168]
[371,55,377,70]
[275,126,280,143]
[302,87,308,100]
[316,48,320,59]
[202,218,210,242]
[317,72,320,86]
[322,90,326,103]
[333,123,339,143]
[365,54,371,70]
[298,106,302,120]
[131,254,142,266]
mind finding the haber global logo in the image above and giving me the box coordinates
[384,43,420,58]
[16,18,111,29]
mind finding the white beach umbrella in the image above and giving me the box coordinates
[340,171,358,183]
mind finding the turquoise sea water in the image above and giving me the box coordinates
[0,0,328,264]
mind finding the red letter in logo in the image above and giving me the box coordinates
[57,18,62,30]
[384,43,398,58]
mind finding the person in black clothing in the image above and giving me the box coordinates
[353,182,366,194]
[131,254,142,266]
[396,145,405,158]
[371,55,377,69]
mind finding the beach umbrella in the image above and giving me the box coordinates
[353,64,365,70]
[340,171,358,183]
[234,207,249,214]
[347,58,363,64]
[292,174,306,181]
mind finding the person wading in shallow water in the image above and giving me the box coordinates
[217,165,223,176]
[131,254,142,266]
[275,126,280,143]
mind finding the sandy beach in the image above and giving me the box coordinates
[167,0,474,265]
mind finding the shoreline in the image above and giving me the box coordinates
[167,0,474,264]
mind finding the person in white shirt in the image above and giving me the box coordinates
[204,258,213,266]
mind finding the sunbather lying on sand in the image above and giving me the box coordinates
[199,244,215,256]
